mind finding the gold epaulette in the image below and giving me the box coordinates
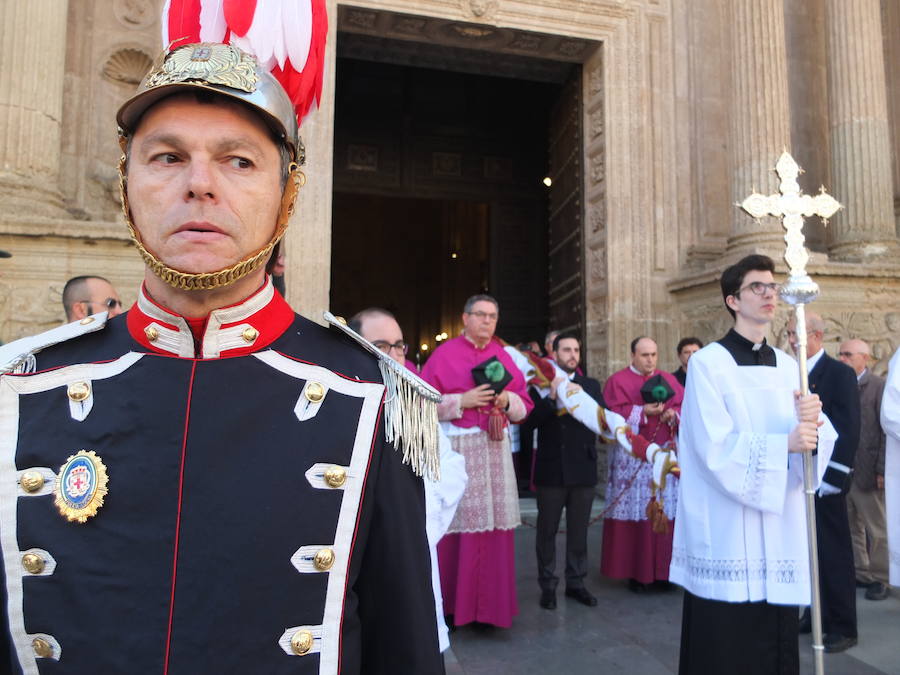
[324,312,441,480]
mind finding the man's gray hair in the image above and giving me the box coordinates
[807,314,826,334]
[463,294,499,314]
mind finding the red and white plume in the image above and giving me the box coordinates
[161,0,328,122]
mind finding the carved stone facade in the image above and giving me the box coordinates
[1,0,898,381]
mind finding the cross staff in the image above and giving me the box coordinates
[740,151,841,675]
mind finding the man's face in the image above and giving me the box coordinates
[553,338,580,374]
[727,269,778,326]
[360,314,406,365]
[679,343,700,369]
[462,300,498,343]
[631,338,658,376]
[786,318,823,358]
[73,278,123,320]
[838,340,869,376]
[126,95,283,275]
[785,317,825,358]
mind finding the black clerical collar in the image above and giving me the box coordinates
[717,328,776,367]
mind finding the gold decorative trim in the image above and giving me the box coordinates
[144,43,259,93]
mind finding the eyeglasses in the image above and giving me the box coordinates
[466,311,498,321]
[837,351,864,358]
[735,282,781,296]
[80,298,122,312]
[372,340,408,355]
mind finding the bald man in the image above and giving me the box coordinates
[601,336,683,590]
[61,275,123,322]
[839,339,890,600]
[787,313,861,652]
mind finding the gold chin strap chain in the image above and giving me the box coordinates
[116,150,304,292]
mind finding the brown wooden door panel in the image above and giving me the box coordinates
[547,66,585,353]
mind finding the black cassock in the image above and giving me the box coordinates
[0,292,441,674]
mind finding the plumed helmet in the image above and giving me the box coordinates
[116,42,302,163]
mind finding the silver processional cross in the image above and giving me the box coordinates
[740,151,842,675]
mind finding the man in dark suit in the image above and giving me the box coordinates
[529,333,603,609]
[788,312,861,653]
[671,337,703,387]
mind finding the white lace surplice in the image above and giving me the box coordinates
[445,430,520,533]
[605,444,678,521]
[670,343,835,606]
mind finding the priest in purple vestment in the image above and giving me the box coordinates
[421,294,533,628]
[601,336,684,591]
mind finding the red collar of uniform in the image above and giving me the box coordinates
[126,277,295,359]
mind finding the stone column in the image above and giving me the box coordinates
[0,0,70,218]
[283,0,336,321]
[824,0,897,259]
[880,0,900,235]
[727,0,792,251]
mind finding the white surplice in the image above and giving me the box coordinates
[670,342,836,605]
[425,429,468,651]
[879,347,900,586]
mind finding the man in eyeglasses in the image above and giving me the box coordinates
[421,294,533,629]
[671,254,836,674]
[349,307,414,372]
[351,307,468,659]
[838,339,890,602]
[61,275,123,322]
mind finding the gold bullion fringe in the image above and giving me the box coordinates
[379,358,441,481]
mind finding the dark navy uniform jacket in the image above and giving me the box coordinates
[0,280,441,674]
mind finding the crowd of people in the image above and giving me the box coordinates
[0,21,898,675]
[389,251,896,673]
[4,255,897,673]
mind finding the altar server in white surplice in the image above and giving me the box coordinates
[880,347,900,587]
[671,254,836,675]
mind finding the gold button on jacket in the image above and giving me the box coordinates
[290,630,313,655]
[20,471,44,493]
[32,638,53,658]
[324,466,346,488]
[305,381,325,403]
[313,548,335,571]
[22,553,45,575]
[67,381,91,402]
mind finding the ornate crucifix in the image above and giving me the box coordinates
[740,151,842,301]
[740,151,842,675]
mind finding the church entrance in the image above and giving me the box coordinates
[330,15,592,366]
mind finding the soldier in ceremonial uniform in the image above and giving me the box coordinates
[0,39,442,674]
